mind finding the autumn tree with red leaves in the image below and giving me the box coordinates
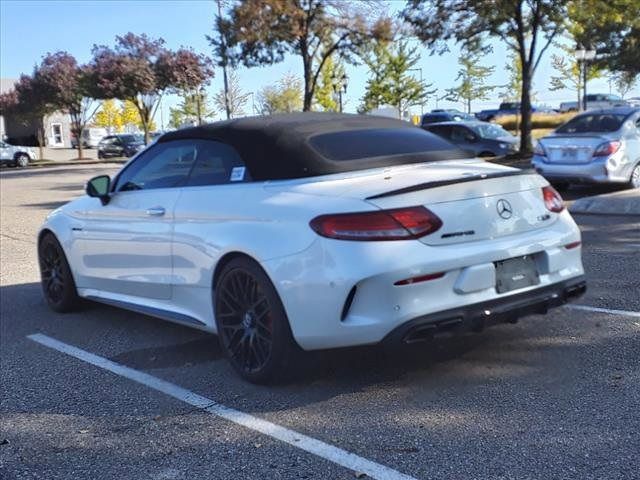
[89,33,213,144]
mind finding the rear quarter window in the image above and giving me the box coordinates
[308,127,463,161]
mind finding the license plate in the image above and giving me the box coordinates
[562,148,578,160]
[495,255,540,293]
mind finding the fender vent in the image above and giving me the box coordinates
[341,286,358,321]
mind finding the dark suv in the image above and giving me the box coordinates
[422,121,519,157]
[421,110,476,125]
[97,134,145,159]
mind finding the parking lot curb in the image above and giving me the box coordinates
[569,189,640,216]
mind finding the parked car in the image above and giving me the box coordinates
[38,113,586,383]
[532,107,640,188]
[476,102,545,122]
[97,134,145,158]
[71,128,108,149]
[421,110,476,125]
[422,121,519,157]
[0,140,36,167]
[558,94,628,113]
[626,97,640,108]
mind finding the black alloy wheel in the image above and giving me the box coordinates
[15,154,29,168]
[214,257,298,383]
[38,233,79,312]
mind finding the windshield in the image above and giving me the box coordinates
[473,124,512,139]
[556,113,627,133]
[120,134,143,144]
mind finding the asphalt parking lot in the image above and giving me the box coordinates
[1,165,639,480]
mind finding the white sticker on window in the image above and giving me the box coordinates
[230,166,245,182]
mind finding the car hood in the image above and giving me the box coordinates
[495,135,519,144]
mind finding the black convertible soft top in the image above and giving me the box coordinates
[159,112,467,181]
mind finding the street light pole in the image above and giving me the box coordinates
[575,46,596,111]
[331,73,348,113]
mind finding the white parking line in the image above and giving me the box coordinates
[566,304,640,318]
[27,333,417,480]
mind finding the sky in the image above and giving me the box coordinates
[1,0,638,128]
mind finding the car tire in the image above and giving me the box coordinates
[629,163,640,189]
[478,151,495,158]
[15,154,29,168]
[214,257,300,384]
[97,151,104,159]
[38,233,80,313]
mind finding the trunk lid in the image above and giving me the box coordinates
[364,170,551,247]
[539,134,611,164]
[267,160,552,246]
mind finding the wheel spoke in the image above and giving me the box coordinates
[216,267,276,373]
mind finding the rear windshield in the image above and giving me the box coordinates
[309,127,466,161]
[556,113,627,133]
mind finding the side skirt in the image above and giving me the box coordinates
[85,295,215,333]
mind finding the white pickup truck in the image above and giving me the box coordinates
[559,94,628,112]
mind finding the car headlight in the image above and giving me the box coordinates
[499,143,508,149]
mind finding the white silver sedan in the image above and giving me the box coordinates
[38,113,586,382]
[533,107,640,188]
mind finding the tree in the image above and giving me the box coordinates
[501,52,523,103]
[89,33,212,143]
[2,74,56,160]
[568,0,640,76]
[359,41,434,118]
[94,99,123,133]
[207,0,233,119]
[168,108,187,129]
[216,0,392,111]
[212,70,251,118]
[403,0,566,154]
[174,90,215,125]
[549,45,601,106]
[313,53,345,112]
[120,100,155,132]
[257,75,303,115]
[446,46,495,113]
[36,51,100,159]
[611,71,638,99]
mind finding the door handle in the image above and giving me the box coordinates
[145,207,166,216]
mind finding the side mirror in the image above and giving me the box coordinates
[465,134,478,143]
[86,175,111,205]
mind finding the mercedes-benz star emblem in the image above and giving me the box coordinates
[496,199,513,219]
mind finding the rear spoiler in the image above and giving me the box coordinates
[366,169,536,200]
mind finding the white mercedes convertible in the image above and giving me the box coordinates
[38,113,586,382]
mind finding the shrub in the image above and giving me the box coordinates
[496,112,576,130]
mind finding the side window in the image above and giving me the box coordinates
[451,126,470,142]
[635,117,640,133]
[434,126,452,138]
[184,140,249,187]
[113,140,197,192]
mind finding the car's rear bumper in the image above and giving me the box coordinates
[264,211,584,351]
[531,155,630,184]
[382,276,586,347]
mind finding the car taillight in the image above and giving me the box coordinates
[593,140,621,157]
[542,185,564,213]
[310,206,442,241]
[533,142,546,157]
